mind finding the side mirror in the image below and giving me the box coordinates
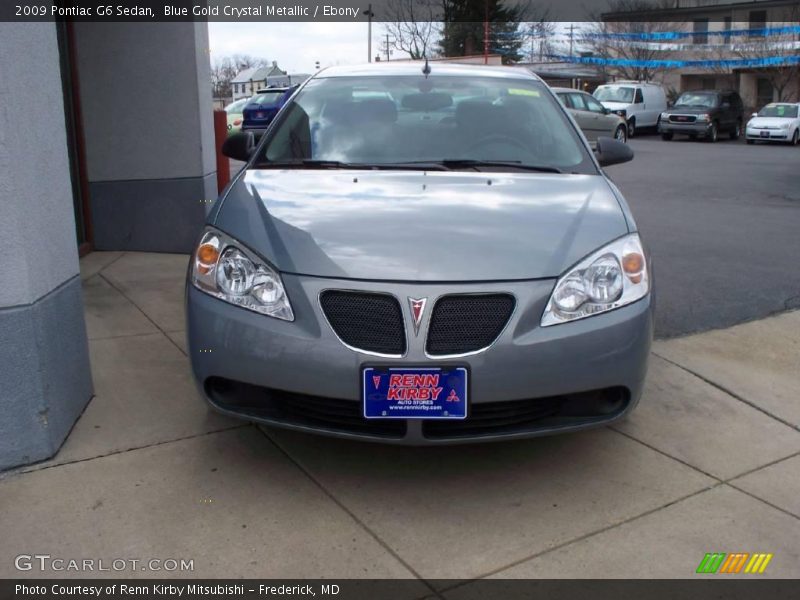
[602,107,610,115]
[595,136,634,167]
[751,112,758,118]
[222,131,255,161]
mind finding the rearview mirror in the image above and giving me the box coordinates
[595,136,634,167]
[222,131,256,162]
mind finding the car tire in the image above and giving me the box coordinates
[730,121,741,140]
[792,129,799,146]
[706,123,718,143]
[627,118,636,138]
[746,139,755,145]
[614,124,627,143]
[661,132,673,141]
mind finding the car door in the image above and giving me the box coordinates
[719,93,734,129]
[632,87,648,126]
[583,93,618,138]
[566,92,599,142]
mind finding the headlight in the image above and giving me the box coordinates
[541,233,649,327]
[696,114,710,122]
[191,228,294,321]
[781,122,792,129]
[615,109,627,117]
[660,112,670,121]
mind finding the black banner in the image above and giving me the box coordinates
[2,0,602,23]
[4,580,800,600]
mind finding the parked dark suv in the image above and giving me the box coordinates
[659,90,744,142]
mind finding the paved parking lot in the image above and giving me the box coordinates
[0,247,798,585]
[612,136,800,337]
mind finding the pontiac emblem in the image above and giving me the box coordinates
[408,297,428,336]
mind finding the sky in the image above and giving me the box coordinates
[208,23,378,73]
[208,22,583,73]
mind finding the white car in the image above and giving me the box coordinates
[746,103,800,145]
[593,81,667,138]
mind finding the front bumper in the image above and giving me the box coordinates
[659,121,712,136]
[186,275,654,445]
[746,127,790,141]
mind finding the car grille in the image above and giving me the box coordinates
[669,115,697,123]
[320,290,406,356]
[423,387,629,439]
[426,294,515,356]
[205,377,406,438]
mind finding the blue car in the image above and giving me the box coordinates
[241,86,298,131]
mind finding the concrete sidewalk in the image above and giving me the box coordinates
[1,251,798,586]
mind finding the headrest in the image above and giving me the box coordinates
[455,99,494,126]
[356,98,398,124]
[401,92,453,111]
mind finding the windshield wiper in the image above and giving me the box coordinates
[254,159,561,173]
[255,159,450,171]
[417,159,562,173]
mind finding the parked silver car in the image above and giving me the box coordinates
[187,63,653,444]
[554,87,628,144]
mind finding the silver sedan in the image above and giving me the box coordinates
[186,63,653,444]
[554,87,628,145]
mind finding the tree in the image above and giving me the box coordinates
[210,54,270,99]
[382,0,440,59]
[580,0,681,82]
[733,4,800,102]
[523,14,559,63]
[437,0,531,64]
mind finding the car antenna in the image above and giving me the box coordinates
[422,56,431,78]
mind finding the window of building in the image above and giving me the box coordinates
[756,78,774,107]
[749,10,767,37]
[693,18,709,44]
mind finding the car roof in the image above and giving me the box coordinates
[551,87,585,94]
[315,62,542,82]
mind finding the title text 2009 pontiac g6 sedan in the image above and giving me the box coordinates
[186,63,653,444]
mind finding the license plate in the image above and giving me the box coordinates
[760,131,770,138]
[363,367,468,419]
[255,112,265,119]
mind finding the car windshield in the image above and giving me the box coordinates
[593,86,634,103]
[250,91,285,107]
[256,74,594,173]
[758,104,798,118]
[674,92,718,108]
[224,99,249,113]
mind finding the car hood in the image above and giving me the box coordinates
[748,116,793,127]
[598,101,631,111]
[667,106,715,115]
[213,169,630,282]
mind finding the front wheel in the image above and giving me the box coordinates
[661,132,674,141]
[627,118,636,138]
[730,122,741,140]
[706,123,718,143]
[792,129,799,146]
[614,124,627,143]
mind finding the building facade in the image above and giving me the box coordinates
[602,0,800,110]
[0,22,216,469]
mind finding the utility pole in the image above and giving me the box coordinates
[569,23,575,58]
[384,33,391,61]
[483,0,489,64]
[364,4,374,62]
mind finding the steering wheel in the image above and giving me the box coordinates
[464,134,529,154]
